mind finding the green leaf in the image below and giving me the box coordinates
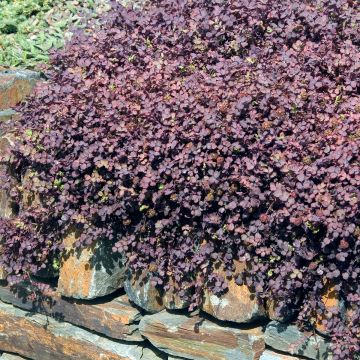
[140,204,149,212]
[25,129,33,137]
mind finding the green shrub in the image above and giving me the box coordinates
[0,0,110,68]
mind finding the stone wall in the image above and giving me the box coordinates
[0,70,335,360]
[0,280,333,360]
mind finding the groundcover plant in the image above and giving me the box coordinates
[0,0,111,68]
[0,0,359,358]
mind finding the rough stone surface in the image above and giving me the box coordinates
[58,229,126,299]
[0,300,147,360]
[139,310,265,360]
[264,321,332,360]
[201,261,266,323]
[0,284,143,341]
[260,350,301,360]
[124,271,165,313]
[0,70,41,110]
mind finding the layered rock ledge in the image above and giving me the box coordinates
[0,300,157,360]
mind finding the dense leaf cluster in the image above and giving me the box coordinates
[0,1,359,357]
[0,0,112,68]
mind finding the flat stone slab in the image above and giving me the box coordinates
[0,284,143,342]
[0,70,42,110]
[260,350,301,359]
[264,321,332,360]
[0,300,153,360]
[139,310,265,360]
[0,353,28,360]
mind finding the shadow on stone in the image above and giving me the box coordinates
[57,228,126,299]
[264,320,332,360]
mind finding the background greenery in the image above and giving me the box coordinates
[0,0,110,68]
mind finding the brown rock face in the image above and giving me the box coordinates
[0,300,147,360]
[139,310,265,360]
[57,229,126,299]
[201,261,266,323]
[0,70,41,110]
[0,284,143,341]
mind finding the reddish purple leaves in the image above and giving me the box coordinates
[0,1,359,358]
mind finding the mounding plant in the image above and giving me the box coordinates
[0,0,359,358]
